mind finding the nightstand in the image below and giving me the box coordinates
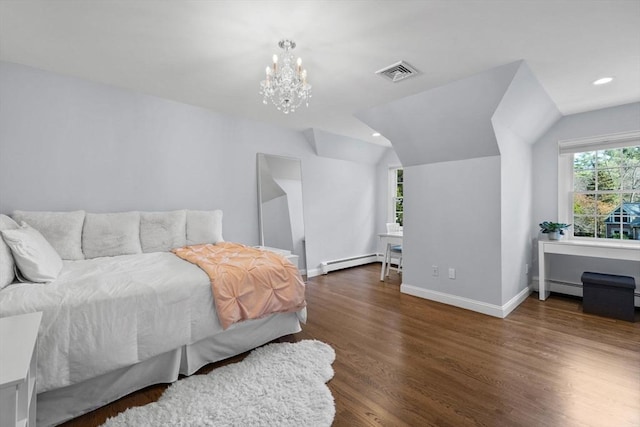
[0,312,42,427]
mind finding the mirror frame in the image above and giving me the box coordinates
[256,153,307,274]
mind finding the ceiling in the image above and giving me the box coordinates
[1,1,638,147]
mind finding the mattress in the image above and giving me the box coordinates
[0,252,245,392]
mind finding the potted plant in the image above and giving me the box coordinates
[539,221,571,240]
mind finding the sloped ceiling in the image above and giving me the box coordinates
[303,128,390,165]
[492,62,561,147]
[1,1,637,146]
[355,61,522,166]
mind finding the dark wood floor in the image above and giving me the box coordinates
[62,263,640,427]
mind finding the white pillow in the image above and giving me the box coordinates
[0,214,20,288]
[83,212,142,259]
[140,210,187,253]
[1,222,63,283]
[186,210,224,245]
[12,210,85,260]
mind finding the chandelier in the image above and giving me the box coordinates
[260,40,312,114]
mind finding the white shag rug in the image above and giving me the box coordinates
[102,340,336,427]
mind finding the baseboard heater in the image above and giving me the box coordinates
[534,279,640,307]
[546,279,640,297]
[320,254,378,274]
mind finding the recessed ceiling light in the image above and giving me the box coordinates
[593,77,614,85]
[372,132,381,137]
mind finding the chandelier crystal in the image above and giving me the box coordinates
[260,40,312,114]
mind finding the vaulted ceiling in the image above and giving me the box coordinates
[1,1,638,146]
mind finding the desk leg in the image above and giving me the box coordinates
[538,242,550,301]
[380,243,388,281]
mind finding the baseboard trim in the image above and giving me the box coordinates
[502,286,533,317]
[400,283,532,318]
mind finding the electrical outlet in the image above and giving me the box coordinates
[525,264,529,274]
[432,265,439,277]
[448,268,456,279]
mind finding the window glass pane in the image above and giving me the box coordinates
[597,216,614,239]
[574,151,596,170]
[621,194,634,220]
[603,222,630,239]
[573,193,596,215]
[622,193,639,203]
[596,149,621,168]
[622,146,640,166]
[395,198,403,212]
[596,168,621,190]
[573,215,595,237]
[621,194,640,240]
[604,206,622,227]
[621,165,640,190]
[596,193,619,216]
[574,169,595,191]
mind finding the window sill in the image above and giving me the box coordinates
[543,238,640,250]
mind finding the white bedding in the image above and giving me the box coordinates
[0,252,229,393]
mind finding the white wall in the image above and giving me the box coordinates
[362,61,559,316]
[490,61,559,305]
[0,61,380,273]
[494,125,533,304]
[402,156,503,305]
[532,102,640,286]
[303,155,378,271]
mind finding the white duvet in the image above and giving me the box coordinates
[0,252,226,393]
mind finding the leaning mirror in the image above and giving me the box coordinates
[257,153,307,275]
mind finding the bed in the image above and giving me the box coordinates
[0,210,306,426]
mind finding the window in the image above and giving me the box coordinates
[559,132,640,241]
[388,167,403,226]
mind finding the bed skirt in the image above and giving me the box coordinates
[37,310,304,426]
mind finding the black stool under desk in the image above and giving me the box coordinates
[581,272,636,322]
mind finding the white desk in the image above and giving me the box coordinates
[378,232,403,281]
[538,240,640,300]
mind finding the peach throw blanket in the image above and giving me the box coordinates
[173,242,306,329]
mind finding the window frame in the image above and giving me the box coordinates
[557,130,640,244]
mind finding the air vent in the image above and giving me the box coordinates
[375,61,420,83]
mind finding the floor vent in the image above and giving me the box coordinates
[376,61,420,83]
